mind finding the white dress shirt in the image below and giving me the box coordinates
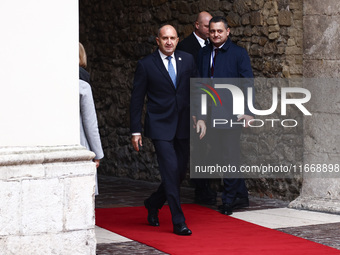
[193,32,206,48]
[158,50,177,75]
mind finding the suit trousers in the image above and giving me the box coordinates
[210,129,248,204]
[148,138,189,225]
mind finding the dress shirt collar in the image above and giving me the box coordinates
[193,32,206,48]
[158,49,175,60]
[213,41,226,51]
[158,49,177,74]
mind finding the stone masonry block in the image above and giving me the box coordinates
[64,176,95,230]
[278,10,292,26]
[287,38,295,46]
[45,161,96,179]
[269,25,280,32]
[241,13,250,25]
[250,11,263,26]
[267,17,278,25]
[2,164,45,180]
[3,235,53,255]
[227,11,241,27]
[61,229,96,255]
[22,178,63,234]
[0,181,21,235]
[268,32,279,40]
[1,229,95,255]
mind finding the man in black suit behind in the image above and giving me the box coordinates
[177,11,217,206]
[130,25,206,235]
[177,11,212,63]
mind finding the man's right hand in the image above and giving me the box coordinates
[196,120,207,140]
[131,135,143,152]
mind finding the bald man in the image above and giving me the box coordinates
[177,11,212,63]
[130,25,205,235]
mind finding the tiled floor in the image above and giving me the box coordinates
[95,175,340,254]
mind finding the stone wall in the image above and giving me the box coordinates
[79,0,304,200]
[0,146,96,255]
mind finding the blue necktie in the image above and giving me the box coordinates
[166,56,176,87]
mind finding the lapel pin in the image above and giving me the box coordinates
[178,57,182,61]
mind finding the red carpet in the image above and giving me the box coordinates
[95,204,340,255]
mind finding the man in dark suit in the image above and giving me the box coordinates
[177,11,212,63]
[130,25,206,235]
[177,11,217,206]
[197,16,254,215]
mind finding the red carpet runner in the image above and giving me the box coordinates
[95,204,340,255]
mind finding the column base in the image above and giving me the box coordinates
[289,196,340,215]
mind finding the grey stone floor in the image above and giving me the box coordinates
[95,175,340,254]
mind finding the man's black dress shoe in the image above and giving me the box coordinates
[144,199,159,226]
[218,203,233,215]
[173,223,192,236]
[232,197,249,209]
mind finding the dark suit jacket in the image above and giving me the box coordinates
[177,33,202,63]
[130,50,198,140]
[197,38,254,128]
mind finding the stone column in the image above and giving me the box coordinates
[0,146,96,254]
[289,0,340,213]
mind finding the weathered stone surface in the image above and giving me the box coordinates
[249,44,263,56]
[269,25,280,32]
[0,181,21,235]
[220,1,233,12]
[233,0,251,15]
[198,0,220,11]
[304,79,340,113]
[303,16,340,60]
[304,0,340,16]
[278,0,289,10]
[286,45,301,55]
[303,60,340,78]
[241,13,251,25]
[227,11,241,27]
[64,175,95,230]
[278,10,292,26]
[267,17,278,25]
[244,26,252,36]
[287,38,295,46]
[289,196,340,214]
[22,178,64,234]
[1,230,96,255]
[250,0,265,11]
[250,11,263,25]
[264,42,277,54]
[304,113,340,154]
[291,1,340,214]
